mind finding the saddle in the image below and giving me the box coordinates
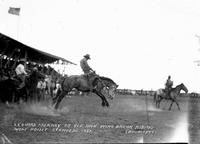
[82,72,98,85]
[163,87,172,98]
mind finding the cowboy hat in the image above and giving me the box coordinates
[84,54,90,59]
[20,58,26,62]
[19,58,26,63]
[33,67,38,71]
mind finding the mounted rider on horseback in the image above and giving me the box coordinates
[15,59,28,89]
[80,54,99,91]
[164,75,173,98]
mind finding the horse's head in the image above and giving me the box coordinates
[31,71,45,80]
[180,83,188,93]
[26,71,45,88]
[99,77,118,99]
[107,83,119,99]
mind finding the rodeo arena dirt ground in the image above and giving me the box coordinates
[0,92,199,144]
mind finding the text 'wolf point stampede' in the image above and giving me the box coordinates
[13,122,155,135]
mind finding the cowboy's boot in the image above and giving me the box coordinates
[86,74,92,92]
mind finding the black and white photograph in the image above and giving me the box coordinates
[0,0,200,143]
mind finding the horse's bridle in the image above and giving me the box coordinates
[93,73,116,97]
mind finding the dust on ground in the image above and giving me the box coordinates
[0,94,189,144]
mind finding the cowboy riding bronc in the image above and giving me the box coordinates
[15,58,28,89]
[80,54,96,91]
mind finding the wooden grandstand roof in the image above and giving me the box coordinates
[0,33,76,65]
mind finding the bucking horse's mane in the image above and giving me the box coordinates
[99,76,116,85]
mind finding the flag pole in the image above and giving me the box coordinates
[145,92,150,124]
[16,7,21,41]
[144,92,150,143]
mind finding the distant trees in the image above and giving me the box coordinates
[116,89,155,96]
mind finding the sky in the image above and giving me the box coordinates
[1,0,200,92]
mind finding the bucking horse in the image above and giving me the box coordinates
[154,83,188,111]
[52,73,118,109]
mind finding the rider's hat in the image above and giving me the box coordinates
[33,67,38,71]
[20,58,26,63]
[84,54,90,59]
